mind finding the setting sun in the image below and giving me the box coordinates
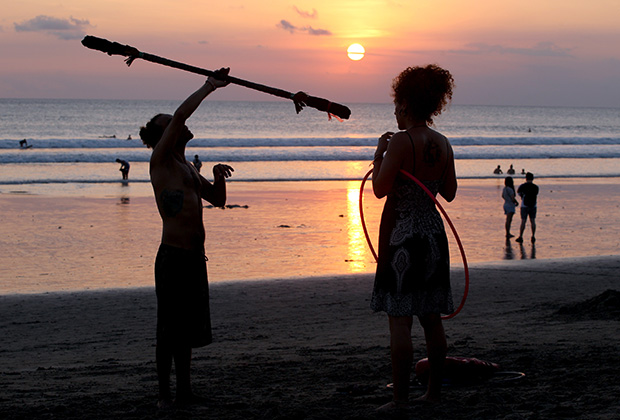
[347,43,365,61]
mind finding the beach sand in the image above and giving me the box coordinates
[1,255,619,419]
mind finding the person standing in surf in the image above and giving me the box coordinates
[139,68,234,409]
[370,64,457,410]
[502,176,518,238]
[116,158,130,180]
[516,172,539,243]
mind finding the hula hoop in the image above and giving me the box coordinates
[359,169,469,320]
[386,371,525,389]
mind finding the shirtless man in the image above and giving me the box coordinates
[139,68,233,409]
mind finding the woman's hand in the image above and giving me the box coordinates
[375,131,394,159]
[213,163,234,181]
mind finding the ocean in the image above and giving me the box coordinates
[1,99,619,195]
[1,99,619,294]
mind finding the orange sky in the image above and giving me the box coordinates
[2,0,619,106]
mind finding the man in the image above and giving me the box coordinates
[139,68,234,409]
[115,158,130,180]
[516,172,539,243]
[192,154,203,173]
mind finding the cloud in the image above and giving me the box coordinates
[294,6,318,19]
[276,20,331,36]
[306,27,331,36]
[14,15,92,40]
[451,42,573,57]
[277,20,298,34]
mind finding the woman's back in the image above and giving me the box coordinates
[402,127,451,181]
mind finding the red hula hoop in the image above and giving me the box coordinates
[359,169,469,320]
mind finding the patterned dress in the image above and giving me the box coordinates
[370,174,454,317]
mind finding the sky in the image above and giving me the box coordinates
[2,0,620,107]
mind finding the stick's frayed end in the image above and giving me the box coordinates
[81,36,140,58]
[292,92,308,114]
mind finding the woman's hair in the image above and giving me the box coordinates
[139,113,167,149]
[505,176,515,189]
[391,64,454,125]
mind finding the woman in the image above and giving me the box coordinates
[502,176,518,238]
[370,64,457,409]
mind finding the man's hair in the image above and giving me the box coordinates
[525,172,534,181]
[391,64,455,125]
[139,114,167,149]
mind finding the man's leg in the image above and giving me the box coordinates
[173,346,193,403]
[530,215,536,241]
[156,341,173,408]
[516,208,526,242]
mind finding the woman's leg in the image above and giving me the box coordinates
[418,314,447,403]
[505,212,514,237]
[388,315,414,403]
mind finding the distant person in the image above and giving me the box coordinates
[139,68,233,409]
[507,164,515,175]
[192,155,203,173]
[370,64,457,410]
[516,172,539,243]
[116,158,130,180]
[19,139,31,148]
[127,135,132,140]
[502,177,518,238]
[521,169,526,175]
[493,165,503,174]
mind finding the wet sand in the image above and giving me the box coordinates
[1,255,619,419]
[0,178,619,294]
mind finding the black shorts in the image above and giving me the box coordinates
[155,244,212,348]
[520,206,537,220]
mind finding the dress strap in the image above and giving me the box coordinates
[404,130,416,175]
[441,140,452,181]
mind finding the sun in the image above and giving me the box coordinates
[347,43,365,61]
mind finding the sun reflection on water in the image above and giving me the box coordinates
[346,181,372,273]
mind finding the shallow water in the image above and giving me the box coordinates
[1,178,618,295]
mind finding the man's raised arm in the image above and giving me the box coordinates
[154,68,230,156]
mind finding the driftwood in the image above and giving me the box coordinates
[81,36,351,120]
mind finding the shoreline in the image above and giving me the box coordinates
[1,255,619,419]
[1,177,619,295]
[1,172,619,198]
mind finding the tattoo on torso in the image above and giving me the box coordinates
[161,189,184,217]
[423,140,439,167]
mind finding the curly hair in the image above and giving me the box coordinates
[391,64,454,125]
[139,113,167,149]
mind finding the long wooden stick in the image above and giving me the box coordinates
[81,36,351,120]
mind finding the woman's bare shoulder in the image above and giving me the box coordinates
[388,131,412,147]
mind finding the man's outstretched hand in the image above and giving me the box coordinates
[213,164,234,181]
